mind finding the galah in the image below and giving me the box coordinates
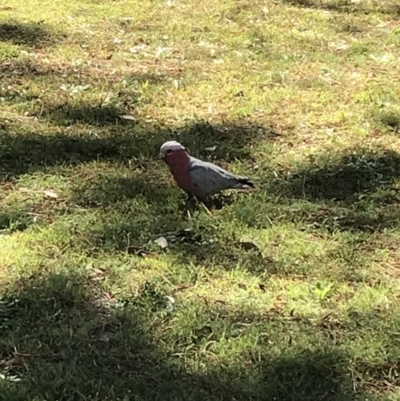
[159,141,255,202]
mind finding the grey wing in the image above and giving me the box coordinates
[189,158,239,195]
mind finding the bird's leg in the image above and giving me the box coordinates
[183,192,198,210]
[184,193,213,216]
[194,195,213,216]
[199,201,213,216]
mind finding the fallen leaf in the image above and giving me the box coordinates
[328,41,349,51]
[154,236,168,249]
[164,295,175,311]
[120,115,136,121]
[89,267,108,280]
[18,187,32,193]
[175,283,190,292]
[43,190,59,199]
[164,295,175,304]
[129,44,147,53]
[0,373,21,382]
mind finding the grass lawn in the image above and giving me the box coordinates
[1,0,400,399]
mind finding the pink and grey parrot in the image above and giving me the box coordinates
[159,140,254,202]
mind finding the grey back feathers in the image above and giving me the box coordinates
[188,157,254,196]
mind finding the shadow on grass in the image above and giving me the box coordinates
[271,148,400,233]
[0,119,278,178]
[0,272,382,401]
[281,150,400,202]
[0,58,176,86]
[41,103,133,127]
[224,147,400,236]
[0,21,64,48]
[281,0,400,17]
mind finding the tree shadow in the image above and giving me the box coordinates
[281,0,400,17]
[0,57,173,88]
[173,120,279,163]
[0,21,64,48]
[264,148,400,234]
[0,119,278,178]
[282,150,400,202]
[0,272,383,400]
[41,103,133,127]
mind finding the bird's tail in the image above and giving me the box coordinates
[232,177,255,190]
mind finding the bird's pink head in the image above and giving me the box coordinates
[159,141,189,167]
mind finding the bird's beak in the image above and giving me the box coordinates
[159,152,164,160]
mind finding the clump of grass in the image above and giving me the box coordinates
[380,111,400,132]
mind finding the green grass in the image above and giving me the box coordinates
[1,0,400,400]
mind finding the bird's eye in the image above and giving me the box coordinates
[166,149,172,154]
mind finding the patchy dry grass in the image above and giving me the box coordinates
[1,0,400,400]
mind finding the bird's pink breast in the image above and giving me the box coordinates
[165,150,194,191]
[165,150,206,200]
